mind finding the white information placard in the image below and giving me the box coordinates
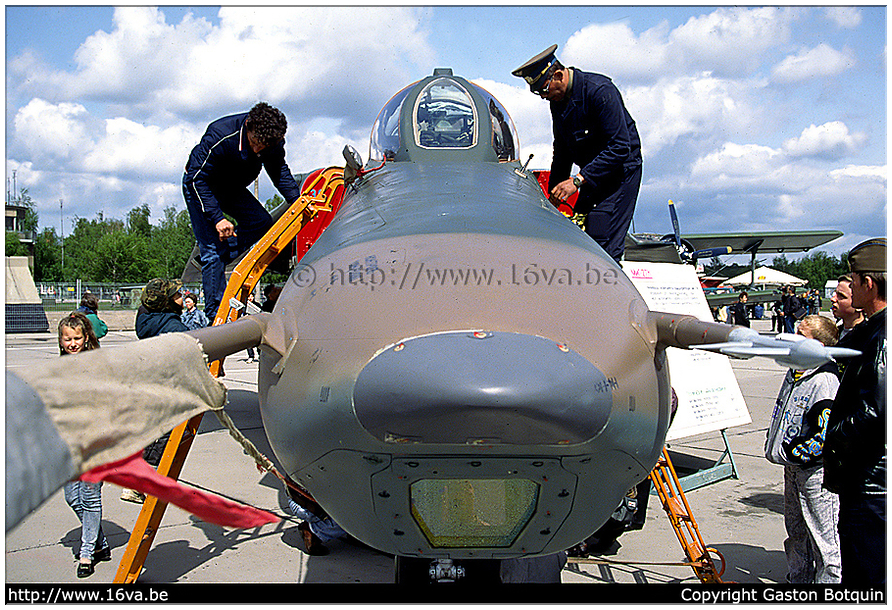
[623,262,752,440]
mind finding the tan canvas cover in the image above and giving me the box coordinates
[16,333,227,471]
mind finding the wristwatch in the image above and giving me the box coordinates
[572,174,583,188]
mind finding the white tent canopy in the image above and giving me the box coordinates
[726,266,807,287]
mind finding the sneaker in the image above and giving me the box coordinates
[93,547,112,563]
[120,489,146,504]
[76,562,94,578]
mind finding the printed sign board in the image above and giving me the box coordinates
[623,261,752,440]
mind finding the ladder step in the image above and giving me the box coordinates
[666,497,690,520]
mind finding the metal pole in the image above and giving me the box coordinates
[60,199,64,277]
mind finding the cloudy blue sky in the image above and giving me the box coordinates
[5,5,886,258]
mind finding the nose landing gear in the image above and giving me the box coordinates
[395,557,501,584]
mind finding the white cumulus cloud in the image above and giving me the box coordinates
[10,6,436,125]
[669,7,798,77]
[771,44,856,84]
[690,142,783,185]
[560,7,801,83]
[825,7,862,28]
[563,20,671,83]
[83,118,201,178]
[627,74,765,156]
[12,99,96,166]
[782,122,867,160]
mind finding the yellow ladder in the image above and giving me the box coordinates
[113,167,344,583]
[649,447,727,583]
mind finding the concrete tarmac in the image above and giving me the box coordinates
[6,320,794,587]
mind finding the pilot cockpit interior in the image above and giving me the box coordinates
[414,79,476,149]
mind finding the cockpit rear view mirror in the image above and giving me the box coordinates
[343,145,364,185]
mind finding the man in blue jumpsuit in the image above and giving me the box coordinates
[513,45,642,262]
[183,102,303,318]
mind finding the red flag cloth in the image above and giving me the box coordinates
[80,452,280,529]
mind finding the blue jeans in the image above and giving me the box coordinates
[287,498,347,542]
[783,465,840,583]
[183,181,273,319]
[838,493,886,586]
[63,481,109,561]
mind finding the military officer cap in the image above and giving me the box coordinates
[141,278,183,311]
[512,44,559,92]
[848,237,886,274]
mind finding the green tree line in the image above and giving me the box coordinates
[770,251,850,294]
[704,250,850,293]
[7,198,195,283]
[7,189,291,284]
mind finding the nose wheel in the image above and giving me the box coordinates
[394,557,501,584]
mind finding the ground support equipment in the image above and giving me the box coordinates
[112,167,344,583]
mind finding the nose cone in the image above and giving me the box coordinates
[353,331,612,445]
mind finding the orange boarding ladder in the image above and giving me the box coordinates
[113,167,344,584]
[649,447,727,583]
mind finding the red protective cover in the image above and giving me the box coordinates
[81,452,279,529]
[532,170,578,217]
[297,169,346,258]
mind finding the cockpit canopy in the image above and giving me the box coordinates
[415,79,477,149]
[370,69,519,164]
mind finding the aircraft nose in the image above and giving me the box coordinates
[353,331,612,445]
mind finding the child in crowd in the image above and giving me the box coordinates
[764,314,841,583]
[180,293,209,330]
[76,292,108,340]
[58,312,111,577]
[58,311,100,355]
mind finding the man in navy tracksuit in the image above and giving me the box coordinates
[513,45,642,263]
[183,102,303,319]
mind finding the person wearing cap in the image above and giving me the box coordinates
[512,44,642,262]
[183,102,303,320]
[135,278,188,339]
[823,237,886,586]
[121,278,190,504]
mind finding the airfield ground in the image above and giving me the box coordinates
[7,319,794,590]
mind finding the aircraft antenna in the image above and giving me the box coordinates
[515,154,534,177]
